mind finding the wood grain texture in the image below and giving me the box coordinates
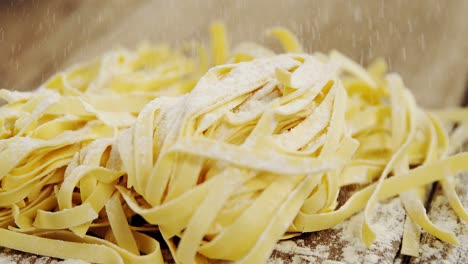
[0,1,467,263]
[270,197,406,264]
[409,174,468,264]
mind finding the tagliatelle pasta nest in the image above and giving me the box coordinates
[0,23,467,263]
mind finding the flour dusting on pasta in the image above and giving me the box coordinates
[0,23,467,264]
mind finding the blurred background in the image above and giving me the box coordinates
[0,0,467,107]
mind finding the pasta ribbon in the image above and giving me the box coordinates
[0,23,467,264]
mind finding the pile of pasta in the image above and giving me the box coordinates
[1,24,468,263]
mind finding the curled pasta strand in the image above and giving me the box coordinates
[1,24,467,264]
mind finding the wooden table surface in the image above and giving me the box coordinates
[0,1,467,263]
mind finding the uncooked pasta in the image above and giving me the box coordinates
[0,23,467,263]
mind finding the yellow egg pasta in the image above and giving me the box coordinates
[0,24,467,264]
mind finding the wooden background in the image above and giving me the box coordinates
[0,0,467,263]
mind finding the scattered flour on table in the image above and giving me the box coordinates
[0,249,87,264]
[412,174,468,264]
[275,239,330,259]
[338,197,405,264]
[269,197,405,264]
